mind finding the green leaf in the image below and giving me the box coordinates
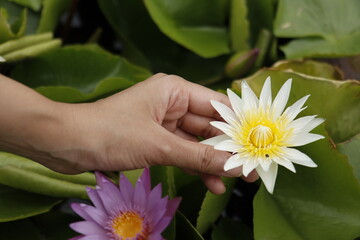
[211,218,253,240]
[0,151,95,199]
[98,0,227,84]
[338,134,360,183]
[122,169,143,186]
[274,0,360,59]
[0,151,96,186]
[0,0,39,35]
[150,166,176,198]
[11,44,151,103]
[246,0,275,45]
[144,0,230,58]
[0,7,27,43]
[0,165,92,199]
[0,184,60,222]
[230,0,250,51]
[149,166,177,239]
[272,60,344,80]
[97,0,152,68]
[232,69,360,143]
[172,167,207,222]
[176,211,204,240]
[253,127,360,240]
[36,0,71,33]
[196,177,236,234]
[8,0,42,12]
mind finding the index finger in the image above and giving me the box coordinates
[185,81,230,119]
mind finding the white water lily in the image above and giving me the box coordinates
[203,77,324,193]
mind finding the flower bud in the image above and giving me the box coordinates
[225,48,259,78]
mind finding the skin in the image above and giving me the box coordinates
[0,73,258,194]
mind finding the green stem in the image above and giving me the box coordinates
[0,33,53,55]
[252,29,272,70]
[2,39,61,62]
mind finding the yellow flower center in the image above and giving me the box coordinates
[112,211,146,239]
[249,125,274,148]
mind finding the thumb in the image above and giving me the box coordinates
[155,131,242,177]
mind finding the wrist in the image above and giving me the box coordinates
[0,98,87,173]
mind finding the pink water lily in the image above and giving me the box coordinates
[70,168,181,240]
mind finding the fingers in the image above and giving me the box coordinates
[171,128,199,142]
[178,112,223,139]
[241,169,259,183]
[155,130,241,178]
[184,81,231,119]
[200,174,226,195]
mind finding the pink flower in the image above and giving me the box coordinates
[70,168,181,240]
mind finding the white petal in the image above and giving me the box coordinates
[224,154,245,171]
[259,76,272,109]
[241,81,259,111]
[210,100,237,125]
[272,157,296,173]
[210,121,236,138]
[282,95,309,122]
[201,134,230,146]
[256,163,278,194]
[272,79,292,119]
[258,158,271,172]
[242,158,259,177]
[287,133,324,146]
[300,118,325,133]
[287,115,317,133]
[0,56,5,62]
[282,147,317,167]
[214,140,242,153]
[227,89,243,119]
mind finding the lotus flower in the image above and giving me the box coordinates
[70,168,181,240]
[203,77,324,193]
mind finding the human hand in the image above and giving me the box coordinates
[56,74,258,194]
[0,73,258,194]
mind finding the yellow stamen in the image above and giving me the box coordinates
[249,125,274,148]
[112,211,145,239]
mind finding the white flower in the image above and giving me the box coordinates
[0,56,5,62]
[202,77,324,193]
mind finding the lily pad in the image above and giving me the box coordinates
[338,134,360,183]
[144,0,230,58]
[253,128,360,240]
[98,0,228,84]
[272,60,344,80]
[11,44,151,103]
[196,177,236,234]
[232,69,360,143]
[0,184,61,222]
[274,0,360,59]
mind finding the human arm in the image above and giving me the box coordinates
[0,73,258,194]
